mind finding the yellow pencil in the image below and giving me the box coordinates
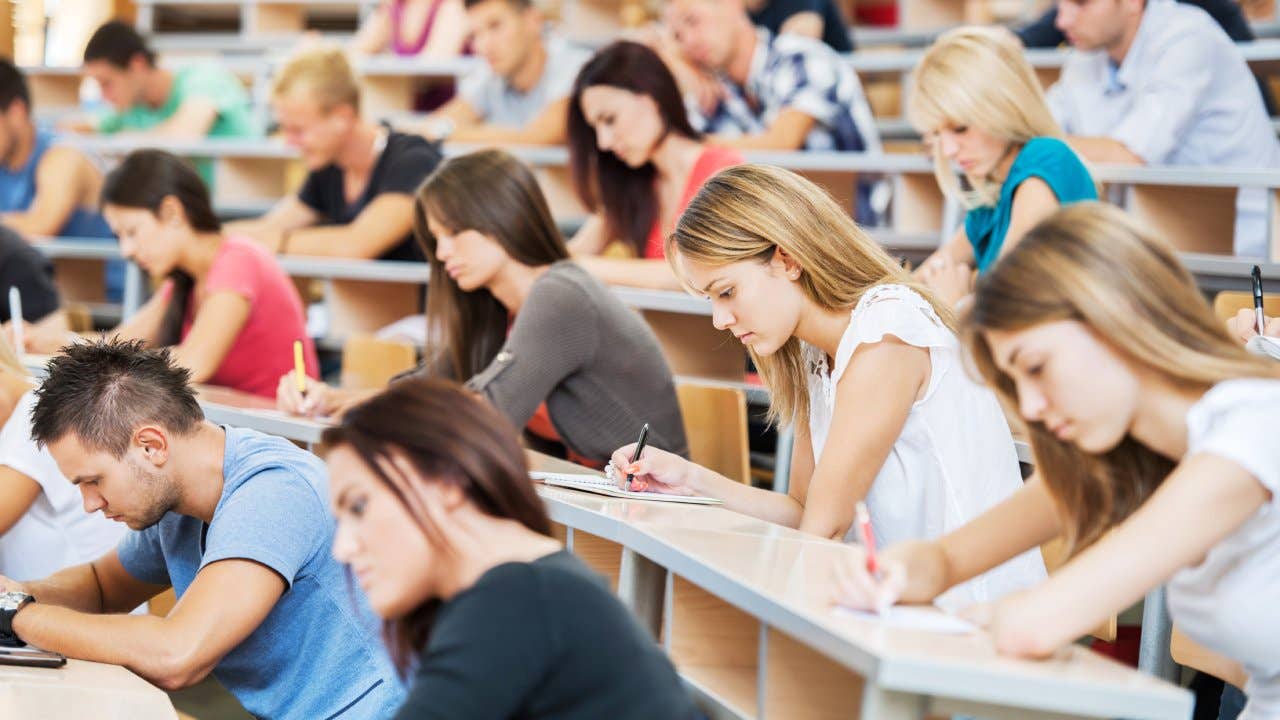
[293,340,307,395]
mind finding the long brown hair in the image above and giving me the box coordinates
[966,202,1280,556]
[670,163,954,427]
[321,376,552,673]
[567,41,702,256]
[413,149,569,380]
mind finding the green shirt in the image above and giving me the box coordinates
[98,64,256,185]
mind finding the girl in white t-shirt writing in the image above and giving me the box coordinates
[610,164,1045,606]
[834,202,1280,718]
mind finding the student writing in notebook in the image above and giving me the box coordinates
[832,203,1280,719]
[909,26,1095,306]
[611,164,1045,607]
[0,336,123,582]
[566,41,742,290]
[0,340,403,718]
[15,150,319,399]
[326,377,699,720]
[278,150,687,467]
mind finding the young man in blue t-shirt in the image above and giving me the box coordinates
[0,339,402,720]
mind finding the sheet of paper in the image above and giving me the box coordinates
[1246,335,1280,360]
[833,604,978,635]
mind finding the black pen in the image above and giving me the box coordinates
[1253,265,1266,336]
[625,423,650,492]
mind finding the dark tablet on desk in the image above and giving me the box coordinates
[0,646,66,668]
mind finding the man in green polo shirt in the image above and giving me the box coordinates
[78,21,255,184]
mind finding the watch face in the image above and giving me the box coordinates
[0,591,30,611]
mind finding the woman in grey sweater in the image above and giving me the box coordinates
[277,149,687,466]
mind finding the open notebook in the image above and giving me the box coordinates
[530,471,723,505]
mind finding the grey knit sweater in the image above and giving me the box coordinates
[451,261,688,463]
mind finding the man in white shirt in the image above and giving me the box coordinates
[415,0,589,145]
[1046,0,1280,256]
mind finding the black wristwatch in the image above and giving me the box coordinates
[0,590,35,647]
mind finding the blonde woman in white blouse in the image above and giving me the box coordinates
[609,164,1045,606]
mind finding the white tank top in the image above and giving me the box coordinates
[805,284,1046,607]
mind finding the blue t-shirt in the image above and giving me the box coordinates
[964,137,1097,273]
[117,427,404,720]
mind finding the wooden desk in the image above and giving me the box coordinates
[0,658,176,720]
[529,452,1193,720]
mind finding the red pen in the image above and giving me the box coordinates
[856,501,879,576]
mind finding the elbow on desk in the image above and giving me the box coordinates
[143,646,216,692]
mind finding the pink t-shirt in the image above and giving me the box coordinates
[643,145,744,259]
[162,236,318,398]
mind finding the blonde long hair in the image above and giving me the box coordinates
[908,26,1062,207]
[966,202,1280,556]
[669,164,954,427]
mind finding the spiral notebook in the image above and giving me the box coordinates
[530,471,723,505]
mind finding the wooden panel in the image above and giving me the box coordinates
[641,309,743,381]
[765,628,865,719]
[1171,627,1247,690]
[149,588,178,617]
[360,76,417,120]
[898,0,964,30]
[676,382,750,484]
[214,157,290,203]
[52,258,107,304]
[534,165,586,220]
[246,3,306,34]
[1212,291,1280,321]
[668,575,759,717]
[1128,185,1237,256]
[892,172,945,234]
[570,530,622,591]
[800,170,859,221]
[340,335,417,389]
[326,280,422,339]
[28,75,82,112]
[550,522,568,544]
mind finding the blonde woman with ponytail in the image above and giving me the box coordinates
[909,26,1095,305]
[834,202,1280,717]
[0,334,123,581]
[610,164,1046,607]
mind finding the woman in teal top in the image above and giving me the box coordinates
[906,26,1097,305]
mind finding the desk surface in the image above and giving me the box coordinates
[0,657,176,720]
[528,452,1192,720]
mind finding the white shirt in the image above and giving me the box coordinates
[805,284,1046,608]
[1169,378,1280,719]
[458,35,590,129]
[0,391,125,581]
[1045,0,1280,257]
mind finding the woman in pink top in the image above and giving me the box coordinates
[22,150,318,398]
[568,41,743,290]
[349,0,468,60]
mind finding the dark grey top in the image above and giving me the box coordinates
[460,261,687,463]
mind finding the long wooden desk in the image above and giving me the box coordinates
[172,385,1192,719]
[0,657,177,719]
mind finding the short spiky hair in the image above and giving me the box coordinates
[31,338,204,457]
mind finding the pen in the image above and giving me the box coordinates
[1252,265,1266,336]
[856,501,889,615]
[8,288,22,355]
[625,423,650,492]
[293,340,308,397]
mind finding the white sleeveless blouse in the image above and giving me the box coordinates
[805,284,1046,608]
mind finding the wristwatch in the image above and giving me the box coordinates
[0,591,35,647]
